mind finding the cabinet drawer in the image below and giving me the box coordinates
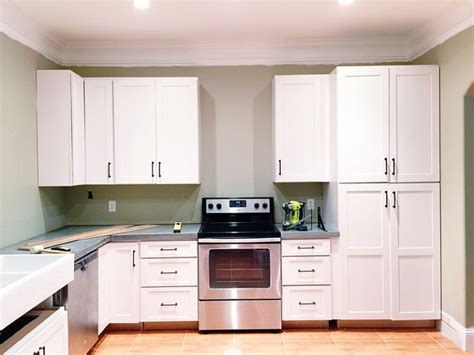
[282,286,332,320]
[282,239,330,256]
[141,241,197,258]
[282,256,331,286]
[141,258,197,287]
[141,287,197,322]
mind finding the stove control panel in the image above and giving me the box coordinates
[205,198,271,214]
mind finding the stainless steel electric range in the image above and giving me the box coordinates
[198,197,282,331]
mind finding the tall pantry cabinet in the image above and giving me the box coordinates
[333,65,441,320]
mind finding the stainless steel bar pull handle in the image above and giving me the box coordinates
[392,158,396,176]
[161,302,178,307]
[160,248,178,251]
[384,158,388,175]
[158,162,162,178]
[160,271,178,274]
[132,250,136,268]
[392,191,397,208]
[278,160,282,176]
[298,246,315,250]
[151,161,155,177]
[108,162,112,178]
[299,301,316,306]
[298,269,315,273]
[385,191,388,208]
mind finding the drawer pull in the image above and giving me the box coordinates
[298,246,315,250]
[298,269,315,273]
[160,248,178,251]
[160,270,178,274]
[161,302,178,307]
[299,301,316,306]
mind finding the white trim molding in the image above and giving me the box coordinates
[441,311,474,351]
[0,1,472,66]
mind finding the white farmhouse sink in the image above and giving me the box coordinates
[0,254,74,329]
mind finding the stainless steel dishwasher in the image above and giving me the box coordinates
[65,251,98,355]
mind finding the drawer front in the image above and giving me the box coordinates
[141,287,198,322]
[141,258,197,287]
[282,286,332,320]
[141,241,197,258]
[282,256,331,286]
[282,239,330,256]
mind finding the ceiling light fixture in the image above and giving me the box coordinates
[134,0,150,9]
[338,0,354,5]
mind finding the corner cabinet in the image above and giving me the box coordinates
[336,66,439,183]
[37,70,85,186]
[273,75,330,182]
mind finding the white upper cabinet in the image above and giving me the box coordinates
[85,79,114,184]
[389,66,439,182]
[37,70,85,186]
[113,79,157,184]
[273,75,329,182]
[337,67,390,183]
[156,78,200,184]
[337,65,439,183]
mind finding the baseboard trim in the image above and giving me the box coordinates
[336,319,435,328]
[441,311,474,351]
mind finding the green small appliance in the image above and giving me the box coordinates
[282,200,308,231]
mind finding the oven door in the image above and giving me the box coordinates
[199,242,281,300]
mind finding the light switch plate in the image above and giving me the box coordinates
[307,199,315,210]
[108,200,116,213]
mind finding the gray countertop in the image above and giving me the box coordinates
[277,223,340,239]
[111,224,200,242]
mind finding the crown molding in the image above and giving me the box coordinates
[0,1,472,67]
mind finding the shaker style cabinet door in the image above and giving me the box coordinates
[337,67,390,183]
[273,75,329,182]
[389,66,440,182]
[390,183,440,320]
[85,79,114,184]
[113,79,157,184]
[155,78,200,184]
[107,243,140,323]
[338,184,391,319]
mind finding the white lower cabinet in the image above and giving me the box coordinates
[4,308,68,355]
[141,287,198,322]
[141,258,197,287]
[283,286,332,321]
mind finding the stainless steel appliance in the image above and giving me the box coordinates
[198,198,282,331]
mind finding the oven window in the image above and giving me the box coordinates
[209,249,271,288]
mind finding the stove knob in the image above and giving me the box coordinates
[262,203,268,209]
[208,203,214,210]
[216,203,222,210]
[254,203,260,209]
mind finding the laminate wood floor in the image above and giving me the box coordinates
[90,328,473,355]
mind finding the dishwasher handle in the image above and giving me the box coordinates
[74,250,98,272]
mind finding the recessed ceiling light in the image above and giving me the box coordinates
[338,0,354,5]
[134,0,150,9]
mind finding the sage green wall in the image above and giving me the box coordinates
[0,33,67,248]
[66,65,337,225]
[413,26,474,327]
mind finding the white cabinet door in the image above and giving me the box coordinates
[337,67,390,183]
[156,78,200,184]
[98,244,110,334]
[389,66,439,182]
[108,243,140,323]
[141,287,198,322]
[273,75,329,182]
[71,73,86,186]
[282,286,332,320]
[390,183,440,320]
[85,79,114,184]
[338,184,391,319]
[114,79,156,184]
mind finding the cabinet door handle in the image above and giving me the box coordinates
[385,191,388,208]
[298,269,315,273]
[132,250,136,268]
[297,246,315,250]
[108,162,112,178]
[151,162,155,177]
[384,158,388,175]
[39,346,46,355]
[160,270,178,274]
[392,191,397,209]
[278,160,282,176]
[392,158,396,176]
[161,302,178,307]
[158,162,162,178]
[299,301,316,306]
[160,247,178,251]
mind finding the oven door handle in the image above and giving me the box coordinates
[198,238,281,244]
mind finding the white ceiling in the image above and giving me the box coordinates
[1,0,473,65]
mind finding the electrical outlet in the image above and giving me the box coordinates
[307,199,315,210]
[108,200,116,213]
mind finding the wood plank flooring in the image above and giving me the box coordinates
[90,328,473,355]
